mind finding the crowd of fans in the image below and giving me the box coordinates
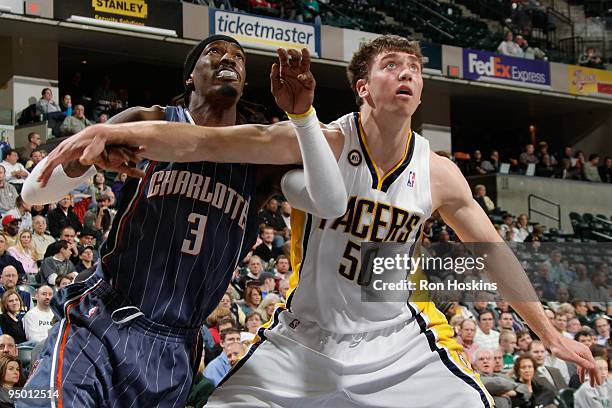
[458,142,612,184]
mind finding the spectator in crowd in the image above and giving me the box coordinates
[273,254,291,279]
[535,154,555,177]
[499,330,517,373]
[529,340,568,393]
[7,230,37,278]
[55,274,73,289]
[257,198,287,248]
[88,172,113,200]
[237,255,264,291]
[573,357,609,408]
[60,94,72,117]
[594,317,610,346]
[0,290,26,344]
[203,329,244,386]
[546,249,573,286]
[92,75,118,120]
[256,293,281,322]
[0,166,17,215]
[253,226,283,263]
[258,272,277,297]
[83,194,113,238]
[513,354,556,408]
[47,194,82,238]
[111,173,128,203]
[0,239,25,284]
[516,35,547,60]
[300,0,321,24]
[569,266,590,301]
[573,268,608,313]
[280,201,291,234]
[519,144,538,169]
[77,228,99,260]
[574,150,586,173]
[536,142,556,165]
[598,156,612,183]
[59,104,93,137]
[497,31,523,57]
[560,146,573,162]
[243,311,263,335]
[499,213,514,238]
[0,266,31,311]
[578,47,605,69]
[555,158,581,180]
[278,278,290,302]
[481,150,499,173]
[475,349,530,408]
[31,216,55,262]
[239,285,262,316]
[5,196,31,233]
[2,216,20,247]
[565,317,581,339]
[0,354,25,405]
[473,184,495,214]
[513,214,532,242]
[75,246,95,273]
[22,285,53,343]
[516,330,533,354]
[1,150,28,191]
[551,312,569,338]
[38,240,75,285]
[25,149,44,172]
[35,88,61,118]
[583,153,602,182]
[0,335,16,357]
[97,113,109,124]
[457,319,479,362]
[474,311,500,350]
[467,150,487,175]
[15,133,41,166]
[493,349,504,374]
[495,302,524,332]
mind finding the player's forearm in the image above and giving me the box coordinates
[103,121,302,164]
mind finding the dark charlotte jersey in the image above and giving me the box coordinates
[98,106,258,328]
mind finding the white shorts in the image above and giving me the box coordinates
[206,307,495,408]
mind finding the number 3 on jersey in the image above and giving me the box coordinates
[181,213,207,255]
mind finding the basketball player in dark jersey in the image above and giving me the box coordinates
[19,35,346,407]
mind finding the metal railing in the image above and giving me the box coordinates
[528,194,562,230]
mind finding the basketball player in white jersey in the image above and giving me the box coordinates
[36,36,600,407]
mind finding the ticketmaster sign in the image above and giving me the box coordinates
[210,9,320,57]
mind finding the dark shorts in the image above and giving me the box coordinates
[18,274,202,408]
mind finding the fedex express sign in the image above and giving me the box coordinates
[463,49,550,87]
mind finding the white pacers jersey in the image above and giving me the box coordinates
[287,112,433,334]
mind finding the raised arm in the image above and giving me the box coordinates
[22,106,164,204]
[430,152,601,386]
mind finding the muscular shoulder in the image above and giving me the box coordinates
[429,151,472,211]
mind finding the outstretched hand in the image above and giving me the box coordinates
[37,125,144,187]
[544,332,602,387]
[270,48,316,115]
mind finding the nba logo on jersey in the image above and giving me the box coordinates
[407,171,416,187]
[87,306,99,319]
[289,319,301,329]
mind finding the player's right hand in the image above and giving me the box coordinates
[37,125,143,187]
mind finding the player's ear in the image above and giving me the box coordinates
[356,78,369,101]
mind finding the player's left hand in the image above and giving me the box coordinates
[270,48,316,115]
[543,332,602,386]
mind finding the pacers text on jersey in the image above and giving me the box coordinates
[147,170,250,230]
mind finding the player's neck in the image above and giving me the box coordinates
[360,107,412,174]
[188,97,238,127]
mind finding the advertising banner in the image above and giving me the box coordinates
[463,48,550,87]
[342,29,441,73]
[568,65,612,98]
[210,9,320,57]
[54,0,182,35]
